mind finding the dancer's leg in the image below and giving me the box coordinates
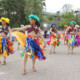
[50,46,53,54]
[22,52,28,75]
[71,47,74,54]
[32,59,36,72]
[67,42,70,55]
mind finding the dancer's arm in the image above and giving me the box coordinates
[70,29,77,35]
[74,28,79,35]
[38,28,46,47]
[50,28,54,34]
[12,25,30,31]
[8,27,12,41]
[66,27,71,34]
[70,32,76,35]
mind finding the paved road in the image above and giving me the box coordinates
[0,40,80,80]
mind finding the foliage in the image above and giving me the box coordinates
[0,0,46,27]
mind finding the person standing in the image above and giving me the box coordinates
[0,17,13,65]
[12,14,46,75]
[47,23,60,54]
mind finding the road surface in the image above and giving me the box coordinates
[0,40,80,80]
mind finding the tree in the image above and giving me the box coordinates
[25,0,46,22]
[0,0,46,27]
[0,0,26,27]
[62,4,73,14]
[58,11,76,29]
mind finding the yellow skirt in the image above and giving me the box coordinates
[47,34,60,46]
[0,37,13,57]
[12,32,46,60]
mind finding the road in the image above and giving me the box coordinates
[0,40,80,80]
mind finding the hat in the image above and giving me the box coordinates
[70,21,76,25]
[0,17,10,23]
[75,25,79,28]
[28,14,40,22]
[64,25,68,28]
[50,23,58,29]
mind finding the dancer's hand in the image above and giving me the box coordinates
[11,28,15,32]
[52,32,54,35]
[44,42,46,48]
[70,32,75,35]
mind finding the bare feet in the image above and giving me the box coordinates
[22,69,26,75]
[71,51,73,54]
[53,50,55,54]
[50,50,52,54]
[2,61,6,65]
[32,67,36,72]
[67,52,69,55]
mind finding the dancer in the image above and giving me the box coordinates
[66,21,79,55]
[47,23,60,54]
[75,25,80,46]
[0,17,13,65]
[12,14,46,75]
[75,25,79,32]
[63,25,68,45]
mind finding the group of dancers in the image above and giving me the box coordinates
[0,14,80,75]
[61,22,80,55]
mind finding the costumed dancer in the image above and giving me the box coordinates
[75,25,79,32]
[75,25,80,46]
[63,25,68,45]
[0,17,13,65]
[12,14,46,75]
[47,23,60,54]
[66,21,79,55]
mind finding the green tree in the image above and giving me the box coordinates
[0,0,46,27]
[25,0,46,22]
[58,11,76,29]
[62,4,73,14]
[0,0,26,27]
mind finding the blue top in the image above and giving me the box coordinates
[0,26,9,35]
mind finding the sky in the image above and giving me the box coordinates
[46,0,80,13]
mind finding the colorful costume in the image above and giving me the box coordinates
[0,17,13,57]
[12,32,46,60]
[0,37,13,57]
[47,33,60,46]
[67,34,80,47]
[12,14,46,60]
[60,33,65,40]
[47,23,60,46]
[61,25,68,40]
[75,25,80,32]
[67,21,80,47]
